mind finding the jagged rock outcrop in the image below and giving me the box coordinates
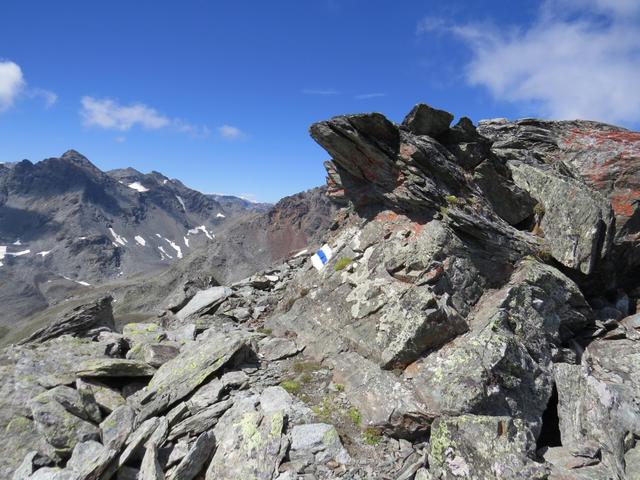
[19,296,115,345]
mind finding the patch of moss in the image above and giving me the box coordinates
[534,202,545,216]
[445,195,459,204]
[280,380,301,394]
[256,327,272,335]
[363,426,382,446]
[334,383,345,392]
[347,406,361,426]
[334,257,353,271]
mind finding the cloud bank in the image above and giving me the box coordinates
[419,0,640,124]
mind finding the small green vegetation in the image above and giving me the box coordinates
[280,380,301,394]
[334,257,353,271]
[334,383,345,392]
[363,426,383,446]
[533,202,545,216]
[312,397,334,420]
[439,206,449,216]
[292,360,322,375]
[445,195,459,204]
[256,327,272,335]
[347,406,362,426]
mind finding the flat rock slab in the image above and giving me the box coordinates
[75,359,156,378]
[176,286,232,320]
[258,337,303,361]
[134,330,252,421]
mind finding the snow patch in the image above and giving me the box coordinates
[158,246,173,260]
[183,236,190,247]
[6,249,30,257]
[0,246,5,267]
[216,213,226,218]
[13,239,22,245]
[62,275,91,287]
[187,225,214,240]
[109,228,128,246]
[128,181,149,193]
[164,238,183,259]
[294,248,309,257]
[134,235,146,246]
[37,251,51,257]
[163,179,168,184]
[78,236,88,240]
[176,195,186,211]
[156,233,162,238]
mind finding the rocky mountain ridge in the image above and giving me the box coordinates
[2,103,640,479]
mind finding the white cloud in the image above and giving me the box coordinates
[218,125,246,140]
[419,1,640,124]
[114,135,126,143]
[355,93,386,100]
[80,96,210,137]
[302,89,340,96]
[80,96,170,130]
[0,61,25,112]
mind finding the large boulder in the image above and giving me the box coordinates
[508,161,614,274]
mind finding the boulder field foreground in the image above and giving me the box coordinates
[3,104,640,479]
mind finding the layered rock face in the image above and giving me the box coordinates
[267,104,640,478]
[3,104,640,479]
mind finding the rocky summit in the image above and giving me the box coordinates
[2,103,640,480]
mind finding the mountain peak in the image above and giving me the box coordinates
[59,149,101,172]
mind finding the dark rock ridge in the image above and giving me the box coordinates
[2,104,640,479]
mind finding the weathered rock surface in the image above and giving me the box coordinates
[428,415,547,479]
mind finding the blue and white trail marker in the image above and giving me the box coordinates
[311,244,333,271]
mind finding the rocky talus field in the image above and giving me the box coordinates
[2,103,640,479]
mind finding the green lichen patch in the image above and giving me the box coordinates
[334,257,353,271]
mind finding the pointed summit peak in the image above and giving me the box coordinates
[59,150,101,172]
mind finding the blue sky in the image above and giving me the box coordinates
[1,0,639,202]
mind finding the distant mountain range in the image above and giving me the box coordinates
[0,150,336,336]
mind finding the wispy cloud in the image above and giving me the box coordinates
[302,89,340,96]
[28,88,58,109]
[0,60,58,112]
[418,0,640,124]
[218,124,246,141]
[355,93,386,100]
[80,96,209,137]
[114,135,127,143]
